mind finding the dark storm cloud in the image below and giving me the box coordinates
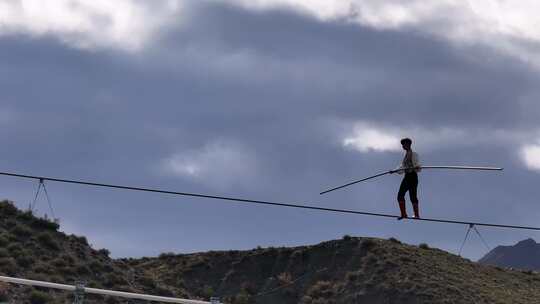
[0,1,539,259]
[152,1,540,128]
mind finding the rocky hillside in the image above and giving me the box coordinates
[133,237,540,304]
[479,238,540,271]
[0,200,200,303]
[2,199,540,303]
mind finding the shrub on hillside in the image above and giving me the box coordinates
[7,243,23,255]
[234,290,251,304]
[0,201,17,216]
[58,266,76,277]
[419,243,430,250]
[11,224,32,238]
[0,235,8,247]
[240,281,256,295]
[103,273,128,288]
[75,264,91,276]
[30,217,60,231]
[202,285,215,298]
[70,235,88,246]
[17,210,35,222]
[4,219,17,229]
[345,271,359,282]
[0,257,17,275]
[16,254,35,268]
[29,290,51,304]
[98,248,111,258]
[100,262,114,273]
[291,249,309,261]
[138,276,157,288]
[153,285,175,297]
[60,254,75,265]
[360,239,376,251]
[389,237,402,244]
[304,280,336,300]
[159,252,176,259]
[37,232,60,250]
[105,296,121,304]
[278,272,293,284]
[52,258,67,268]
[0,248,9,258]
[32,264,52,275]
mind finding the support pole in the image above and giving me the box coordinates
[73,281,85,304]
[457,223,491,257]
[29,178,44,212]
[458,224,474,256]
[29,178,56,219]
[472,225,491,252]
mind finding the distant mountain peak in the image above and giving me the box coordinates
[479,238,540,271]
[516,238,537,247]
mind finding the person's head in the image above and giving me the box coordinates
[400,138,412,151]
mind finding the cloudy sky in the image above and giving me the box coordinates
[1,0,540,260]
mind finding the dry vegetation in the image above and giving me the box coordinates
[1,200,540,303]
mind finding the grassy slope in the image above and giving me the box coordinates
[1,200,540,303]
[0,200,195,303]
[131,237,540,304]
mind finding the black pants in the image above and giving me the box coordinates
[397,172,418,203]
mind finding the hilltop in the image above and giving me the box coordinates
[1,200,540,303]
[133,237,540,304]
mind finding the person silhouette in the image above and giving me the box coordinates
[392,138,421,220]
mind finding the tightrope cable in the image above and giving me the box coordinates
[0,171,537,232]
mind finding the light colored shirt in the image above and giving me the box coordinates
[396,150,421,174]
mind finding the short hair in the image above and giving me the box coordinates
[400,138,412,145]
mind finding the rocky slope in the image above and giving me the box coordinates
[0,200,194,303]
[134,237,540,304]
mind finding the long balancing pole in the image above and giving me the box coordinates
[320,166,503,195]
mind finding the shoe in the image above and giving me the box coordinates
[412,202,420,219]
[398,201,408,220]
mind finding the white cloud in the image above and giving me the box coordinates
[0,0,182,51]
[341,122,465,153]
[343,126,401,152]
[341,121,527,154]
[3,0,540,63]
[219,0,352,20]
[343,123,540,174]
[161,140,258,189]
[225,0,540,65]
[520,145,540,171]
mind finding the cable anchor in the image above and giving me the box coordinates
[458,223,490,256]
[29,177,56,220]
